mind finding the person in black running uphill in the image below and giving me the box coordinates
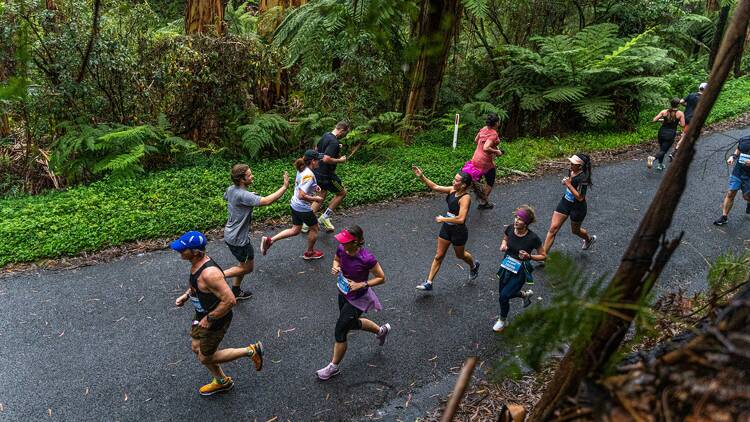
[713,135,750,226]
[648,99,685,171]
[542,154,597,253]
[412,165,480,291]
[673,82,706,159]
[493,205,546,333]
[308,121,350,233]
[171,231,264,396]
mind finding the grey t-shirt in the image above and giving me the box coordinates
[224,185,262,246]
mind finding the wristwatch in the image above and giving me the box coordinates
[364,281,369,288]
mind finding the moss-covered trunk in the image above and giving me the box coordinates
[184,0,225,35]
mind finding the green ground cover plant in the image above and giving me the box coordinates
[2,76,750,267]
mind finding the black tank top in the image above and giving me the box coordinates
[661,109,679,131]
[445,191,467,226]
[189,259,231,324]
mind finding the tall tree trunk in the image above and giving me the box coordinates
[734,28,749,76]
[530,1,750,419]
[185,0,225,35]
[709,5,731,68]
[404,0,462,116]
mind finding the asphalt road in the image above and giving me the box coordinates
[1,127,749,421]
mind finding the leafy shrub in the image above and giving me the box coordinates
[50,118,196,184]
[236,113,294,158]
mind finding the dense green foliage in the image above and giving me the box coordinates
[1,76,749,267]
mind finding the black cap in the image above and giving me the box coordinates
[304,149,324,160]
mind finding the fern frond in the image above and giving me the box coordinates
[543,86,587,103]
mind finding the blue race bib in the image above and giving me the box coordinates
[739,153,750,165]
[500,256,522,274]
[564,188,575,202]
[337,272,351,294]
[443,212,456,225]
[189,296,206,314]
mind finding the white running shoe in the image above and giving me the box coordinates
[582,234,597,250]
[301,223,309,233]
[646,156,655,169]
[376,323,391,346]
[493,318,506,333]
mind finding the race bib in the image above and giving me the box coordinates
[337,272,351,294]
[189,296,206,314]
[500,256,522,274]
[443,212,456,225]
[739,153,750,165]
[564,188,575,202]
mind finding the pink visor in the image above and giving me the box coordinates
[334,229,357,244]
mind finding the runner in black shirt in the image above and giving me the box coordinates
[647,99,685,171]
[542,154,597,253]
[673,82,706,158]
[308,121,350,233]
[494,205,546,332]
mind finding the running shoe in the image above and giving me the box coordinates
[669,151,675,161]
[582,235,597,250]
[477,202,495,210]
[522,289,533,308]
[316,363,340,380]
[318,215,335,232]
[415,281,433,291]
[646,156,655,169]
[232,287,253,301]
[248,341,264,371]
[656,163,665,171]
[746,202,750,214]
[492,318,506,333]
[301,223,310,233]
[713,215,728,226]
[470,260,480,280]
[376,323,391,346]
[199,377,234,396]
[260,236,273,256]
[303,250,325,260]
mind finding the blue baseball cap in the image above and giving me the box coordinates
[170,231,207,252]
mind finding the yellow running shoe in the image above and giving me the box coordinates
[248,341,264,371]
[199,377,234,396]
[318,215,335,232]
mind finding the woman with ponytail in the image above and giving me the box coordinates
[542,154,596,253]
[469,113,504,209]
[412,165,480,292]
[647,98,685,171]
[260,150,325,260]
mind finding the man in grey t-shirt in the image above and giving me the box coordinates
[223,164,289,300]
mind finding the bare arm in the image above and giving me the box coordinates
[349,262,386,292]
[298,188,323,203]
[259,172,290,206]
[500,232,509,252]
[728,147,741,165]
[203,267,236,321]
[330,254,342,275]
[564,177,585,201]
[652,110,665,122]
[175,288,191,307]
[678,111,686,127]
[412,165,452,194]
[322,155,347,164]
[482,138,503,156]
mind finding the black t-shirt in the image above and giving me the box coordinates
[563,171,588,201]
[732,136,750,178]
[683,92,700,122]
[315,132,341,177]
[504,225,542,260]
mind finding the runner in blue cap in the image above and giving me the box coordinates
[171,231,264,396]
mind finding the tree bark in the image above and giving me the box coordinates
[404,0,463,116]
[259,0,307,12]
[185,0,225,35]
[530,1,750,419]
[734,28,749,76]
[709,5,731,69]
[75,0,101,83]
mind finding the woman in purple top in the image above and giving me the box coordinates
[316,225,392,380]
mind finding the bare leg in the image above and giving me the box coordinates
[453,245,475,267]
[570,221,590,241]
[427,237,452,282]
[358,318,380,334]
[311,191,329,214]
[204,347,252,364]
[223,259,254,287]
[722,190,738,216]
[306,224,320,252]
[271,225,302,242]
[543,211,568,253]
[327,189,347,212]
[331,341,347,365]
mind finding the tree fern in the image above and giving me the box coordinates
[236,113,293,158]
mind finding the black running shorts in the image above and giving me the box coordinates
[438,223,469,246]
[555,198,588,223]
[291,208,318,227]
[316,173,344,194]
[226,241,254,263]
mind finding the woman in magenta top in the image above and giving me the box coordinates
[470,113,503,209]
[316,225,391,380]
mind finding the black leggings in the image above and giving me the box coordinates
[335,294,363,342]
[656,131,676,164]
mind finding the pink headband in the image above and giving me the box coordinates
[515,209,532,225]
